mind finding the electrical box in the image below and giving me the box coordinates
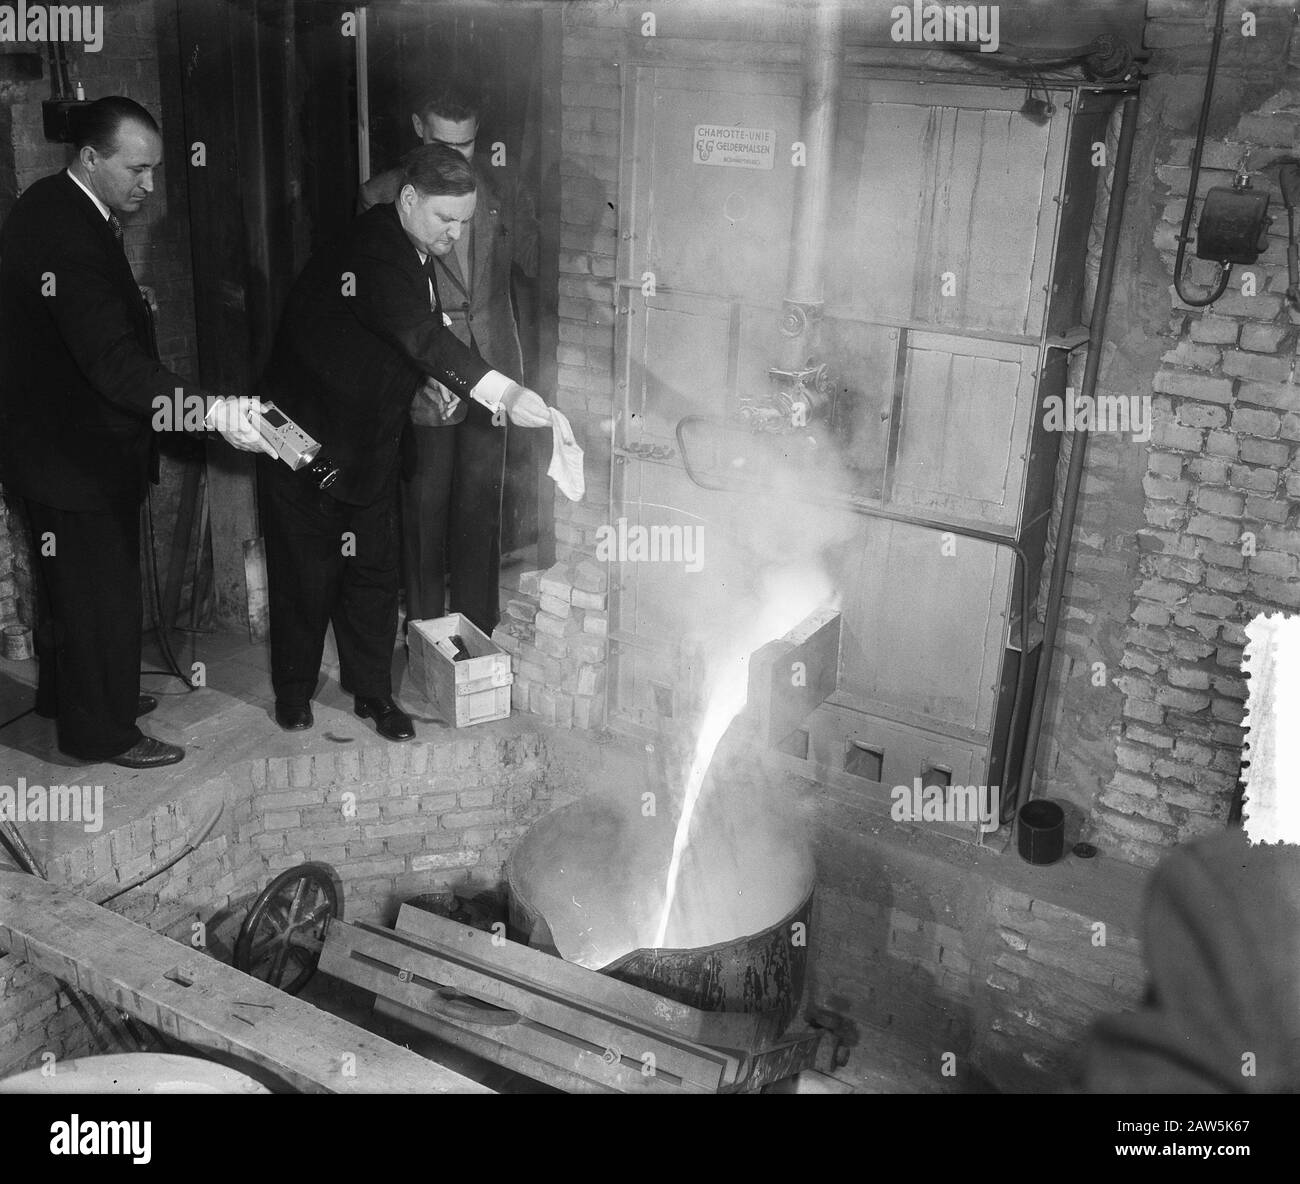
[1197,185,1272,265]
[42,99,90,144]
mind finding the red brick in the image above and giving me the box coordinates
[1143,475,1191,502]
[1244,495,1288,522]
[1154,685,1211,712]
[1221,351,1294,383]
[1175,402,1228,428]
[1205,430,1240,457]
[1152,370,1233,403]
[1186,515,1244,544]
[1194,488,1244,516]
[1188,315,1240,345]
[1231,408,1281,437]
[1239,323,1288,352]
[1239,438,1290,465]
[1249,550,1298,577]
[1228,464,1278,492]
[1236,380,1300,411]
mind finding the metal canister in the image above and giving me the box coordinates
[2,625,33,661]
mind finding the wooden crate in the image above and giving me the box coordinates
[408,614,512,727]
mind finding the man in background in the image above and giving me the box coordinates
[0,97,269,769]
[360,80,537,635]
[263,145,549,742]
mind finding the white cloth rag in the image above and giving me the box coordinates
[547,406,585,501]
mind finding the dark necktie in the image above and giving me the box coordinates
[108,213,124,248]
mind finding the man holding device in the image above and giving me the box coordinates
[259,143,549,740]
[0,96,271,769]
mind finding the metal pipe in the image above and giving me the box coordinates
[1172,0,1230,308]
[98,799,225,905]
[779,0,843,371]
[1013,92,1141,824]
[355,3,371,186]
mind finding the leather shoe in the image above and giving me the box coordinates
[275,701,314,731]
[354,695,414,741]
[110,735,185,769]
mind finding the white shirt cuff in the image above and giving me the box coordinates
[470,370,514,412]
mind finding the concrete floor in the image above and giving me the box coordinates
[0,550,541,868]
[0,625,480,870]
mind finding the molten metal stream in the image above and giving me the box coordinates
[652,580,837,948]
[652,658,751,948]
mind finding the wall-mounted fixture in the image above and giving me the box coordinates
[41,42,87,143]
[738,362,838,434]
[1195,171,1272,267]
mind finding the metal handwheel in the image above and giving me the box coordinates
[233,862,341,995]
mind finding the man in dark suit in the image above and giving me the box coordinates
[359,82,538,633]
[261,143,549,740]
[0,97,270,769]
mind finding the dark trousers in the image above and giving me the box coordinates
[401,400,506,634]
[24,497,144,760]
[259,457,400,705]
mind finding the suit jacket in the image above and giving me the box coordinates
[359,161,534,421]
[262,201,493,505]
[0,172,195,511]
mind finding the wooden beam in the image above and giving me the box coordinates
[321,914,733,1092]
[0,871,489,1095]
[394,903,773,1050]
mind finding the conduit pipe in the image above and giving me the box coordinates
[1013,92,1141,825]
[1172,0,1230,308]
[778,0,843,371]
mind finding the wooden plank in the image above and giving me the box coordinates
[371,994,704,1094]
[0,871,489,1095]
[393,903,773,1050]
[373,997,620,1095]
[320,918,730,1092]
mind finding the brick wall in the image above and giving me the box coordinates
[1065,0,1299,864]
[491,5,624,729]
[0,728,550,1077]
[812,785,1147,1089]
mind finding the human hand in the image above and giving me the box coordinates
[500,383,551,428]
[206,396,278,457]
[417,376,461,420]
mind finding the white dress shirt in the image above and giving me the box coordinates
[66,168,110,221]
